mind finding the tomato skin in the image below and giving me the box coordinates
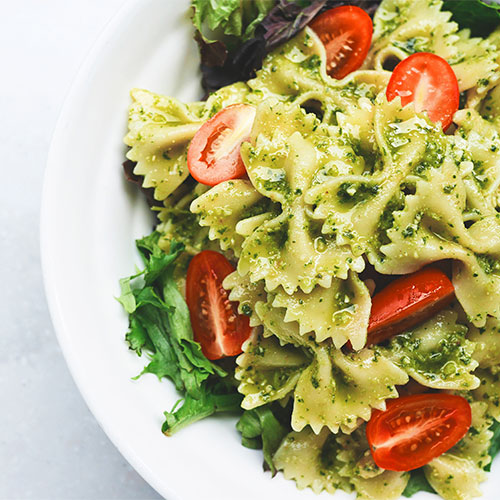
[386,52,459,130]
[366,394,472,471]
[187,104,256,186]
[309,6,373,80]
[186,250,251,360]
[366,267,454,346]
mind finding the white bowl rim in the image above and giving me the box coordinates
[40,1,179,498]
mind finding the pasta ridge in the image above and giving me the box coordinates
[236,299,408,434]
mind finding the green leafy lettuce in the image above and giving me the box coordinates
[443,0,500,37]
[192,0,273,44]
[118,232,241,434]
[403,468,436,497]
[162,378,242,435]
[486,420,500,471]
[236,404,290,475]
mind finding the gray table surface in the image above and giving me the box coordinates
[1,1,162,498]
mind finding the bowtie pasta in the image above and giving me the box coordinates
[123,1,500,499]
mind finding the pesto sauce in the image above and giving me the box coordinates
[240,197,279,219]
[476,254,500,275]
[337,181,380,205]
[393,36,429,54]
[161,209,206,248]
[389,327,473,383]
[413,140,445,176]
[376,196,405,246]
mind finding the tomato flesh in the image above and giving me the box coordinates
[386,52,459,130]
[366,267,454,346]
[309,6,373,80]
[187,104,255,186]
[186,250,251,360]
[366,394,472,471]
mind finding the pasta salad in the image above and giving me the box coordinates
[118,1,500,499]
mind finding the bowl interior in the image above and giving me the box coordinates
[41,1,499,499]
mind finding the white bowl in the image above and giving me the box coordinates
[40,1,499,498]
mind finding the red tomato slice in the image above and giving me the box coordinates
[386,52,459,130]
[309,6,373,80]
[186,250,251,360]
[366,393,472,471]
[187,104,256,186]
[366,267,454,346]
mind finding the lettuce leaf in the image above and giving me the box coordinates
[442,0,500,37]
[162,378,242,435]
[258,0,326,50]
[192,0,273,43]
[403,468,436,497]
[119,232,234,420]
[485,420,500,471]
[236,404,290,475]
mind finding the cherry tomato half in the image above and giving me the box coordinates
[366,267,454,346]
[186,250,251,360]
[366,393,472,471]
[386,52,459,130]
[309,6,373,80]
[187,104,256,186]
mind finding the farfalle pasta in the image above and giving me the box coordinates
[121,1,500,499]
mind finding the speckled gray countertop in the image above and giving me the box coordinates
[1,1,162,498]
